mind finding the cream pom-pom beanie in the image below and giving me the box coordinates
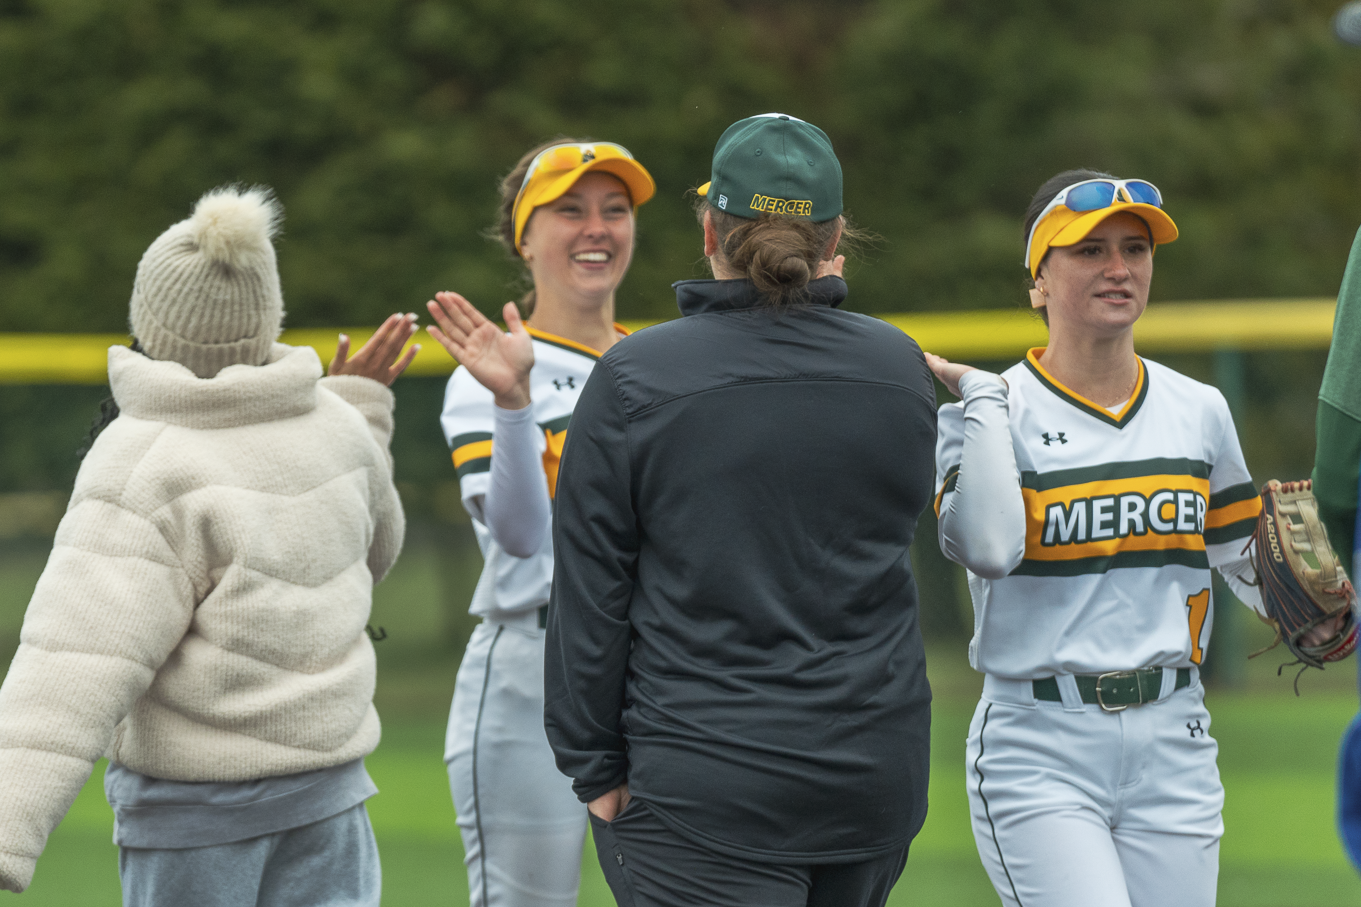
[129,185,285,378]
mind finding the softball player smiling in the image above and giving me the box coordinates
[424,138,654,907]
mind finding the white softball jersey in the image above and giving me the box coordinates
[935,349,1264,679]
[440,327,614,620]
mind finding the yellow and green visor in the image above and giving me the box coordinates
[512,142,655,253]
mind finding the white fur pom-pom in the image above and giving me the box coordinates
[188,185,282,267]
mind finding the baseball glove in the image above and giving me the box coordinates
[1250,479,1360,672]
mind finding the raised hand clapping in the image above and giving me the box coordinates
[426,292,534,410]
[327,312,420,386]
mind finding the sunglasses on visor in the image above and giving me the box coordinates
[515,142,637,196]
[1024,179,1164,271]
[511,142,640,241]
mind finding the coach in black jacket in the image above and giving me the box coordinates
[544,114,937,907]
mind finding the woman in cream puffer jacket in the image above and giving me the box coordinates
[0,186,416,898]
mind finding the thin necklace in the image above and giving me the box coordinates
[1107,361,1139,407]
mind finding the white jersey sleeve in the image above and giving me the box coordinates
[440,365,498,523]
[1201,392,1265,615]
[438,367,551,554]
[485,404,552,558]
[935,371,1027,579]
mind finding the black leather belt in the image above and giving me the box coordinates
[1032,667,1191,712]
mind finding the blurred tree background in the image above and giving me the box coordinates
[1,0,1358,646]
[3,0,1361,330]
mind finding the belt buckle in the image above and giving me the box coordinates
[1095,671,1133,713]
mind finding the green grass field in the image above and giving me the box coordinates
[1,538,1360,906]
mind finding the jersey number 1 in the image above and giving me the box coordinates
[1185,589,1210,665]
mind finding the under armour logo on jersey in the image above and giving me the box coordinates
[552,377,576,391]
[1187,720,1204,738]
[1041,432,1068,446]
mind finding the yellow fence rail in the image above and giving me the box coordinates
[0,298,1337,384]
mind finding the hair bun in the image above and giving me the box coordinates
[773,255,810,286]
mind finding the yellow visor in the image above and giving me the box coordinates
[512,142,655,253]
[1028,203,1179,279]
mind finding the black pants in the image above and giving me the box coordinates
[589,801,909,907]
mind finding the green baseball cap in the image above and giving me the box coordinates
[697,113,842,222]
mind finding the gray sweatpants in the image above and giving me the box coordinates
[118,802,380,907]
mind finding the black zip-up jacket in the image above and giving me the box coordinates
[545,276,937,862]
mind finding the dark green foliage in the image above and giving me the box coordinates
[0,0,797,328]
[3,1,1361,329]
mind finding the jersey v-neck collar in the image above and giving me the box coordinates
[525,324,631,361]
[1022,347,1149,429]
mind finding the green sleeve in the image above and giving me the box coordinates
[1312,398,1361,560]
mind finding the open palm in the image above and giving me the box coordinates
[327,312,421,386]
[426,292,534,409]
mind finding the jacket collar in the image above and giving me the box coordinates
[671,276,848,316]
[110,343,322,430]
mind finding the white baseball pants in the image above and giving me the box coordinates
[446,618,587,907]
[966,675,1222,907]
